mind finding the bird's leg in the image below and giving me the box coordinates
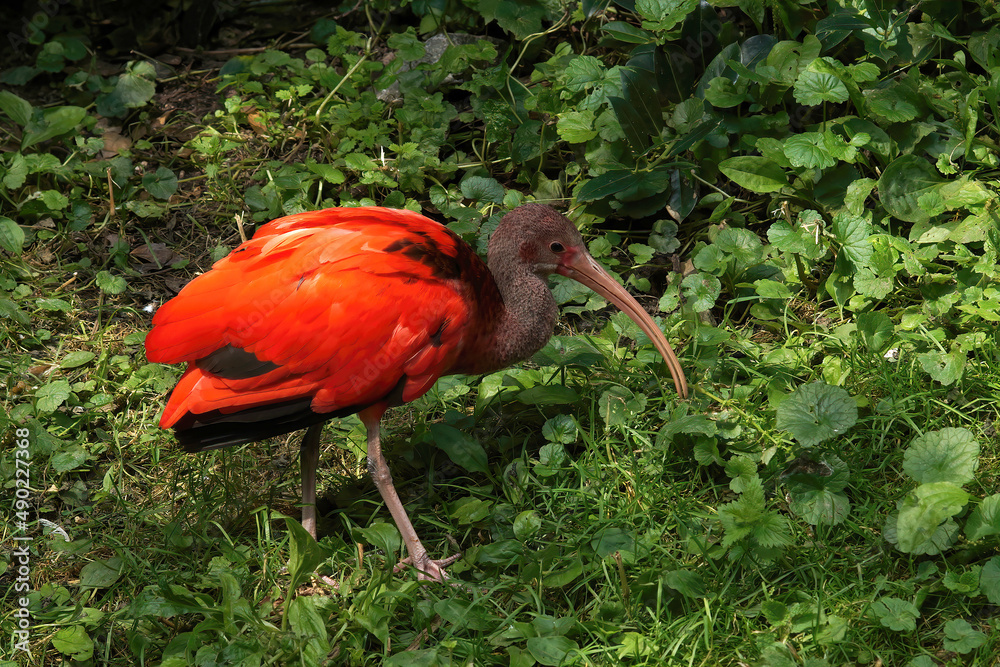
[299,423,323,539]
[360,409,459,582]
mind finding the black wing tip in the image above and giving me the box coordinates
[172,398,350,452]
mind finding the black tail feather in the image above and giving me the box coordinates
[173,398,356,452]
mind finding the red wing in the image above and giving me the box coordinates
[146,207,479,429]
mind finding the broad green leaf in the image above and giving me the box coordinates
[902,427,979,485]
[429,423,488,473]
[460,175,505,204]
[871,597,919,632]
[0,89,32,125]
[283,516,327,590]
[80,556,122,588]
[942,619,987,654]
[602,21,654,43]
[450,497,491,524]
[556,110,598,143]
[591,526,634,557]
[794,67,849,105]
[514,510,542,540]
[776,382,858,447]
[856,311,893,353]
[52,625,94,661]
[142,166,178,200]
[831,211,872,266]
[360,522,401,557]
[599,386,646,428]
[22,105,87,149]
[879,155,946,224]
[966,494,1000,541]
[35,380,72,412]
[681,272,721,312]
[96,270,128,295]
[916,349,966,386]
[784,132,836,169]
[982,558,1000,605]
[526,636,580,666]
[788,487,850,526]
[664,570,706,598]
[517,385,579,405]
[719,156,787,193]
[542,414,578,444]
[61,351,96,369]
[896,482,970,553]
[0,217,25,253]
[51,444,90,473]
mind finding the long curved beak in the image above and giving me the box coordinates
[559,250,688,399]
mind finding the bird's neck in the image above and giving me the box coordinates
[457,261,558,375]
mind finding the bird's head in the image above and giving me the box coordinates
[489,204,688,399]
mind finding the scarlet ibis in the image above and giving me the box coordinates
[145,204,687,581]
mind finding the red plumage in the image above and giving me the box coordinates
[146,207,490,440]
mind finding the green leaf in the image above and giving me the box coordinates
[96,270,128,295]
[776,383,858,447]
[557,110,598,143]
[0,217,25,254]
[664,570,706,598]
[856,311,893,353]
[52,625,94,661]
[35,380,72,412]
[0,90,33,125]
[878,155,946,224]
[142,166,178,200]
[516,385,579,405]
[793,67,849,105]
[966,494,1000,541]
[460,175,505,204]
[831,211,872,266]
[429,423,488,473]
[541,415,578,444]
[784,132,836,169]
[942,619,987,654]
[526,636,580,666]
[359,522,401,557]
[591,526,634,557]
[80,556,122,588]
[602,21,654,44]
[513,510,542,540]
[681,272,721,312]
[599,386,646,428]
[51,444,90,473]
[982,557,1000,605]
[60,351,96,369]
[896,482,970,553]
[902,428,979,485]
[719,156,788,193]
[871,597,919,632]
[916,349,965,386]
[22,105,87,149]
[283,516,327,590]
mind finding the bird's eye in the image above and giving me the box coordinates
[549,242,565,253]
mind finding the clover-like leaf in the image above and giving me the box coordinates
[902,427,978,485]
[776,382,858,447]
[871,596,919,632]
[943,619,987,654]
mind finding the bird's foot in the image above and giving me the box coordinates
[393,551,463,582]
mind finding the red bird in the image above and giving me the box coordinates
[146,204,687,581]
